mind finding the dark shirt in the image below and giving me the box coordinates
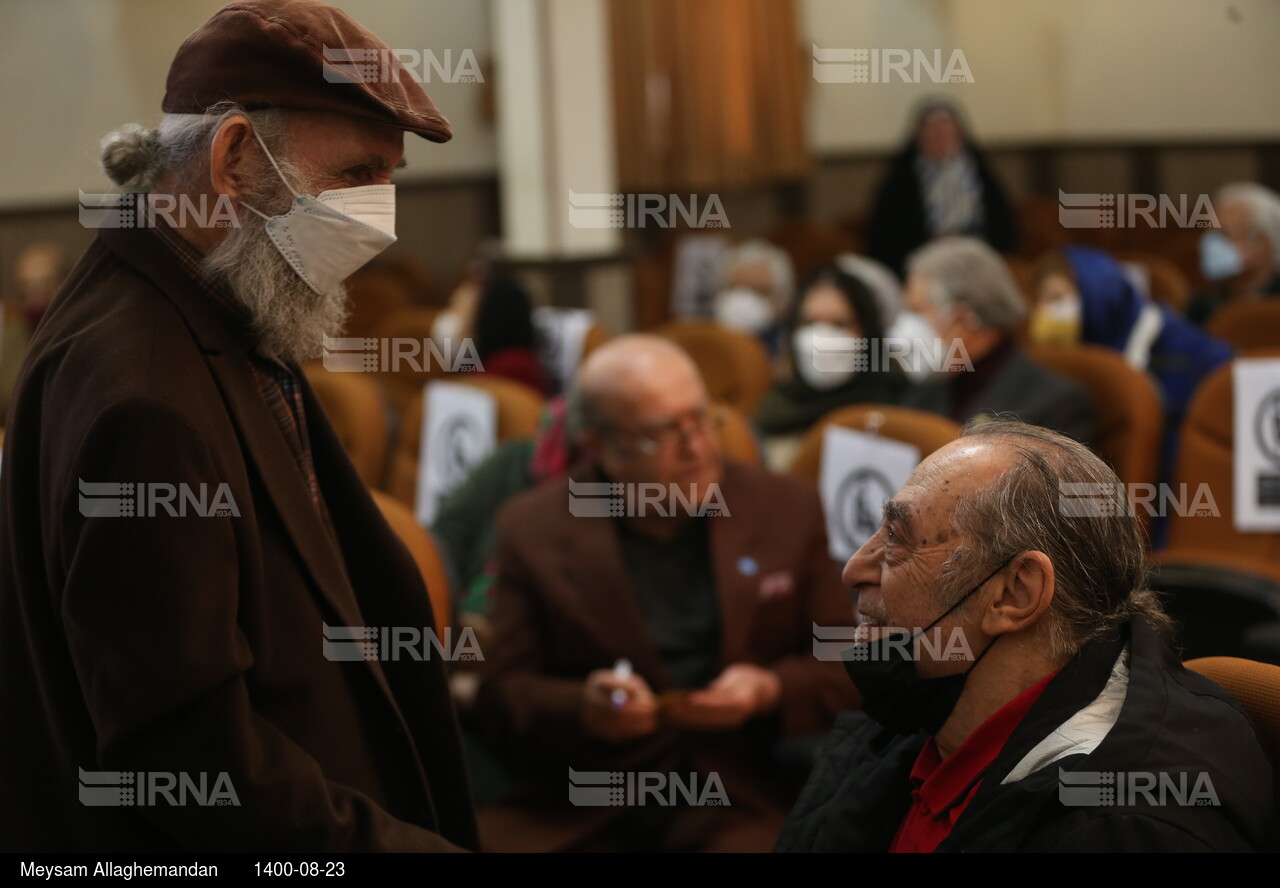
[949,334,1016,422]
[616,516,721,689]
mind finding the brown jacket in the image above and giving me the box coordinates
[471,461,858,849]
[0,225,477,852]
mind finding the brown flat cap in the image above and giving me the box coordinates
[162,0,451,142]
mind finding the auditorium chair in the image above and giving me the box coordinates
[370,489,452,632]
[1162,350,1280,581]
[787,404,961,483]
[302,362,392,489]
[653,320,773,416]
[343,264,413,338]
[1028,343,1163,538]
[366,306,446,415]
[1206,301,1280,351]
[1184,657,1280,803]
[712,401,762,467]
[1151,560,1280,665]
[385,375,545,506]
[1113,249,1192,315]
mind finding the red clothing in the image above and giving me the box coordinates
[482,347,548,396]
[889,670,1058,853]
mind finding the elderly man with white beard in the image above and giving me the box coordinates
[0,0,477,852]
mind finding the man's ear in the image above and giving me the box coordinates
[208,115,256,201]
[982,551,1055,636]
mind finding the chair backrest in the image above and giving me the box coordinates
[1027,343,1163,489]
[582,322,611,361]
[302,362,391,489]
[1151,557,1280,660]
[1206,300,1280,351]
[653,320,772,415]
[1165,350,1280,579]
[1183,656,1280,802]
[712,401,761,467]
[763,217,857,282]
[343,266,412,338]
[788,404,961,482]
[369,488,452,632]
[386,376,546,505]
[366,306,445,414]
[1113,249,1192,314]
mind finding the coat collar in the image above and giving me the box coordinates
[95,226,412,725]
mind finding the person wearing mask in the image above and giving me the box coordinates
[776,419,1272,852]
[1031,245,1232,476]
[755,261,907,469]
[865,99,1018,278]
[0,0,477,851]
[899,238,1096,447]
[1189,182,1280,324]
[711,239,796,356]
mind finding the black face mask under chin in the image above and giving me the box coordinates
[843,558,1011,736]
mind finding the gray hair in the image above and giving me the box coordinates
[939,417,1171,660]
[721,239,795,313]
[905,236,1026,331]
[99,101,290,194]
[1217,182,1280,268]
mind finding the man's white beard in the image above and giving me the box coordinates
[199,166,349,366]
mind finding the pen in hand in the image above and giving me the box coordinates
[610,658,632,709]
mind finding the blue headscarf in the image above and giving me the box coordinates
[1064,246,1232,418]
[1063,245,1144,351]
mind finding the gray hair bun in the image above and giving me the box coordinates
[100,124,162,191]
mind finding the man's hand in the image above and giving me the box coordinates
[662,663,782,731]
[582,668,659,741]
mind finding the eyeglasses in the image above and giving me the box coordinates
[611,405,723,455]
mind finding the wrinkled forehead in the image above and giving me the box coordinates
[893,439,1013,533]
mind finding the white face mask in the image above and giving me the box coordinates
[792,322,863,390]
[430,309,461,350]
[714,286,775,334]
[885,310,942,383]
[242,127,397,294]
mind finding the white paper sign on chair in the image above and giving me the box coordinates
[416,381,497,527]
[819,425,920,563]
[1233,357,1280,532]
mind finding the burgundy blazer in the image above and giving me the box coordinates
[472,460,858,850]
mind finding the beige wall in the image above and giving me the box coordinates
[803,0,1280,151]
[0,0,495,210]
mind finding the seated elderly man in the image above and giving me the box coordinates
[1189,182,1280,324]
[898,237,1096,446]
[471,335,857,852]
[0,0,476,851]
[777,418,1273,852]
[712,239,796,354]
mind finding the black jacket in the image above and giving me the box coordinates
[899,343,1097,448]
[776,618,1275,852]
[865,146,1018,278]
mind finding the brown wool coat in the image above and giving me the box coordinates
[0,225,477,852]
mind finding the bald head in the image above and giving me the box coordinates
[572,335,706,433]
[568,334,722,495]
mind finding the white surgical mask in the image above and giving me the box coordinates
[431,309,461,351]
[792,322,862,390]
[886,310,941,383]
[1200,231,1244,282]
[242,127,397,294]
[714,286,775,334]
